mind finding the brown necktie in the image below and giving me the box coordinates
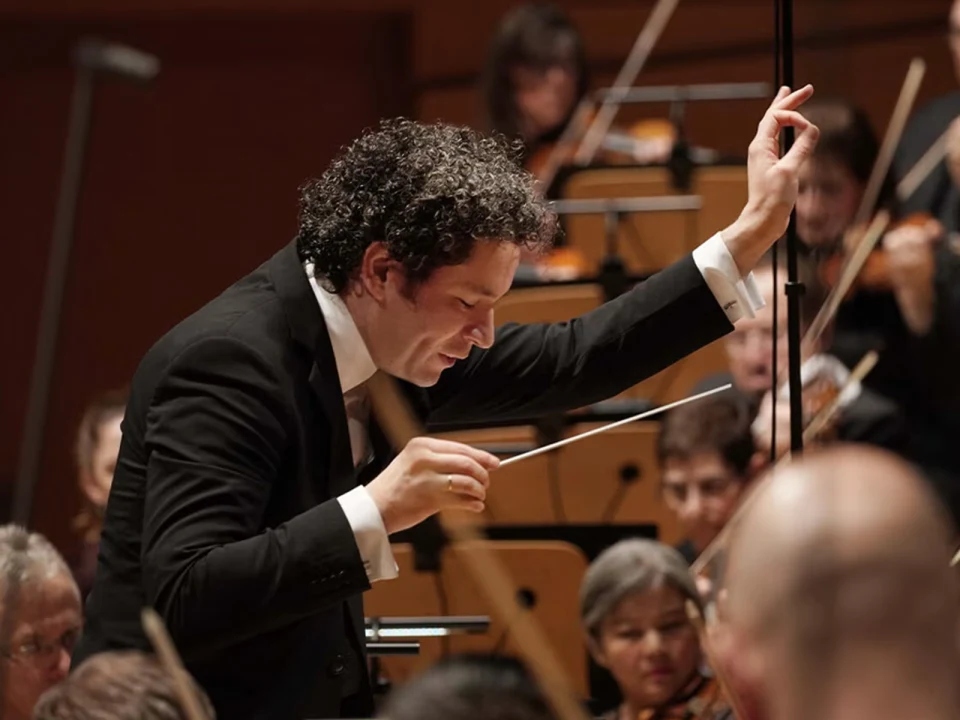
[343,382,372,469]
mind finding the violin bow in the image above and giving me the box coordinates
[574,0,680,165]
[365,371,592,720]
[799,58,925,359]
[853,58,926,226]
[141,607,211,720]
[897,124,951,202]
[536,98,597,194]
[685,600,748,720]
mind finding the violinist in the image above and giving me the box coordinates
[580,539,730,720]
[695,251,908,457]
[894,0,960,232]
[481,3,589,168]
[715,445,960,720]
[794,99,960,516]
[481,2,676,185]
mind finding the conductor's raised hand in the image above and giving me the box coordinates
[366,437,500,534]
[723,84,820,274]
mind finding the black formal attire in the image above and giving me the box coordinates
[894,91,960,233]
[73,239,741,719]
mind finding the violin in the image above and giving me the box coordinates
[618,668,728,720]
[525,116,677,182]
[535,246,589,280]
[815,211,940,297]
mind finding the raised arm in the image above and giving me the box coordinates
[427,85,820,423]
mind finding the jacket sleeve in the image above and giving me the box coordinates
[425,255,732,424]
[140,336,369,660]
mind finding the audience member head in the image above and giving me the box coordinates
[795,99,894,250]
[0,526,81,720]
[580,539,705,717]
[481,2,588,145]
[74,389,127,517]
[32,650,214,720]
[716,445,960,720]
[658,395,759,556]
[723,251,826,399]
[378,654,554,720]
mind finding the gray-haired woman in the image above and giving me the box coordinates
[580,539,729,720]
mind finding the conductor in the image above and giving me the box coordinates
[72,86,819,719]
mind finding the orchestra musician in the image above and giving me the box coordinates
[793,98,960,519]
[580,539,730,720]
[72,89,818,720]
[481,1,676,188]
[894,0,960,233]
[714,445,960,720]
[481,2,589,167]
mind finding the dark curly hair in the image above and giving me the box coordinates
[295,118,557,294]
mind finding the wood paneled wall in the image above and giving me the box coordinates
[0,11,412,557]
[2,0,956,566]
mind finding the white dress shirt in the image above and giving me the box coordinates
[307,232,763,584]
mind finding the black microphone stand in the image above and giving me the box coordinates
[774,0,805,457]
[12,58,96,526]
[12,40,157,525]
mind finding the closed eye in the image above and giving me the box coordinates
[458,298,476,310]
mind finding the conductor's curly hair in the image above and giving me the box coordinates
[295,118,557,293]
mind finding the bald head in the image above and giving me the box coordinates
[720,445,960,720]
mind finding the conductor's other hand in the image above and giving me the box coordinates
[366,437,500,534]
[723,84,820,275]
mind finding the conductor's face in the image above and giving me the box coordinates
[354,239,521,386]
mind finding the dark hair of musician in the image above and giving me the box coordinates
[379,654,554,720]
[295,118,557,295]
[481,2,589,143]
[658,395,755,478]
[32,650,215,720]
[799,98,899,214]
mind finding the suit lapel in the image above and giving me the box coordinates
[309,360,355,497]
[267,240,356,498]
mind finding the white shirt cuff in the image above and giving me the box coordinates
[337,486,398,583]
[692,232,765,323]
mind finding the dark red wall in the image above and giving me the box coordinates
[0,11,412,558]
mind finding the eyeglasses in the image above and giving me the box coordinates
[1,627,80,666]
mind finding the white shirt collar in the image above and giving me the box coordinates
[304,263,377,394]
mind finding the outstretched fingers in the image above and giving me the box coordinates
[757,84,815,143]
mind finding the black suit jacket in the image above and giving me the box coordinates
[73,240,731,719]
[894,91,960,231]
